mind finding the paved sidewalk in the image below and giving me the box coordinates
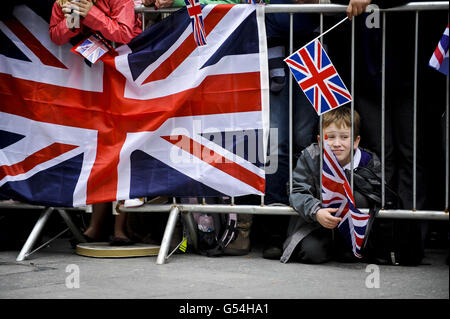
[0,238,448,300]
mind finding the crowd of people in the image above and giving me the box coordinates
[5,0,447,264]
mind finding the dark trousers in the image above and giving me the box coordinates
[293,227,357,264]
[355,88,426,210]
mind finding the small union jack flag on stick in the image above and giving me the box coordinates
[429,24,449,76]
[321,137,369,258]
[285,38,352,115]
[184,0,207,47]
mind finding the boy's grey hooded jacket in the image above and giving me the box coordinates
[280,143,381,263]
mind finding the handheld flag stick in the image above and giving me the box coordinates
[305,16,349,47]
[284,16,352,116]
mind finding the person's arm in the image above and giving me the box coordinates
[81,0,141,44]
[289,150,322,223]
[290,149,342,228]
[49,1,81,45]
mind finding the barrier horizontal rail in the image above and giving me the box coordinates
[134,2,449,14]
[2,201,447,221]
[0,201,86,211]
[119,204,449,221]
[264,2,448,13]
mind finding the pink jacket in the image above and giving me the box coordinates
[49,0,142,45]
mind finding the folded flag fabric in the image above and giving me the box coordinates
[321,137,369,258]
[429,24,449,76]
[285,39,352,116]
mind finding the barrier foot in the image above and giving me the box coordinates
[56,209,86,243]
[156,206,180,265]
[16,207,54,262]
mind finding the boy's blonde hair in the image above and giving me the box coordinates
[321,106,360,139]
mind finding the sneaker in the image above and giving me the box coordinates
[124,198,145,208]
[262,245,283,260]
[262,235,284,260]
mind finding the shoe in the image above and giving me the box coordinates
[109,236,135,246]
[334,249,359,263]
[124,198,145,208]
[263,245,283,260]
[223,214,252,256]
[70,234,100,249]
[262,235,284,260]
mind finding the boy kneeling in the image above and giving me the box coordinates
[281,106,381,264]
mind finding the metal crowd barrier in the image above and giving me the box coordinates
[2,2,448,264]
[0,201,87,261]
[128,2,449,264]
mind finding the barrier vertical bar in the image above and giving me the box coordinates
[142,11,146,30]
[381,12,386,208]
[350,15,355,192]
[182,211,198,251]
[446,75,449,212]
[57,209,86,243]
[413,10,419,211]
[289,12,294,195]
[156,206,180,265]
[319,13,324,203]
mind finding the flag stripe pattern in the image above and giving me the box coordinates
[3,17,67,69]
[285,39,352,115]
[184,0,207,46]
[322,138,369,258]
[429,24,449,76]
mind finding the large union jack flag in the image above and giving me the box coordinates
[321,138,369,258]
[285,39,351,116]
[0,4,269,207]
